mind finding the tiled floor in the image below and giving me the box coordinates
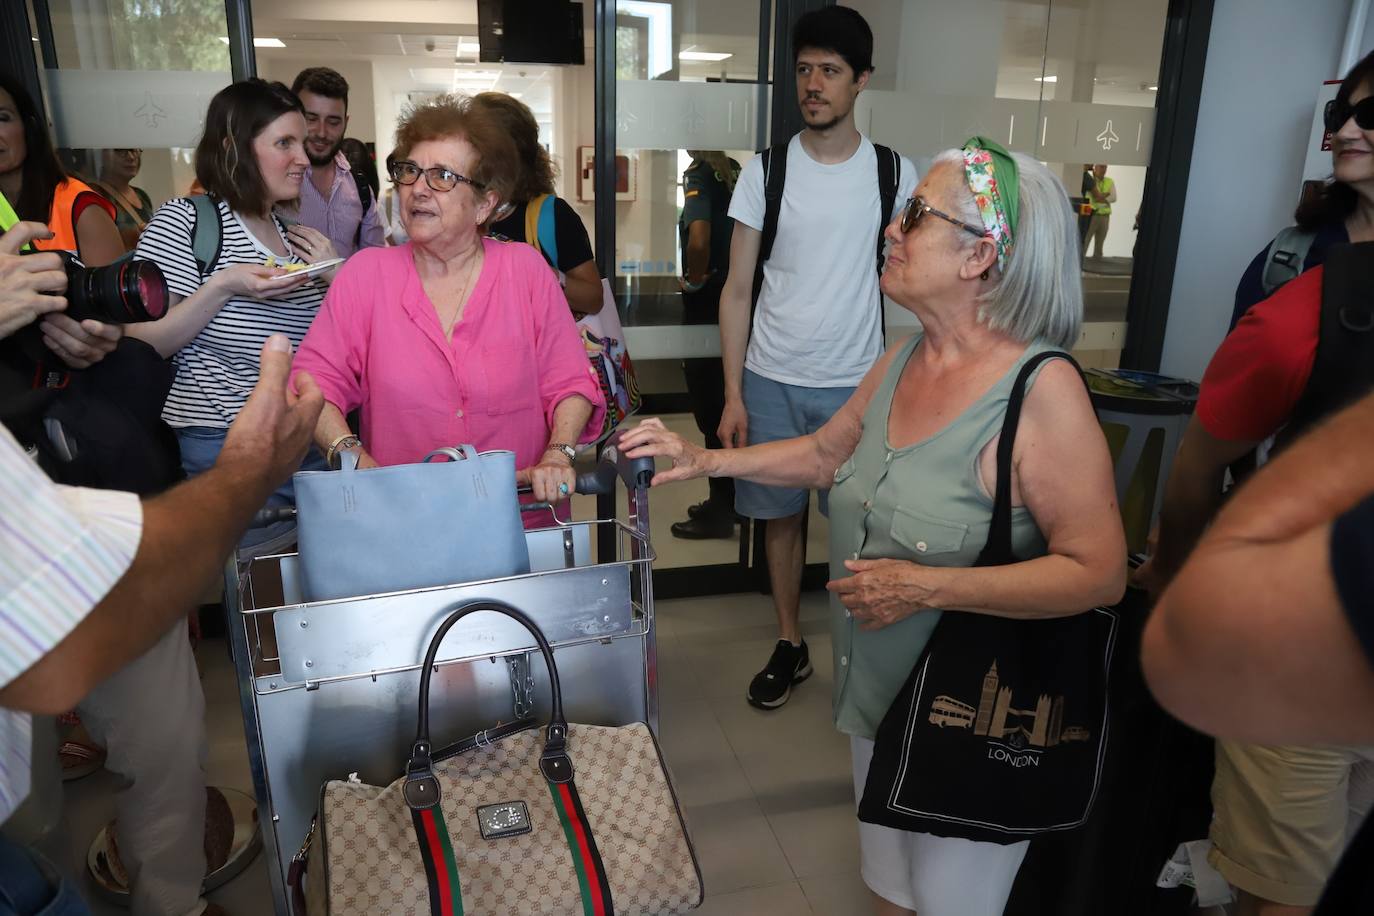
[53,589,865,915]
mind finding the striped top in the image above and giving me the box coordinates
[0,426,142,822]
[135,197,327,428]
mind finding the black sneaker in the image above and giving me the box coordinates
[747,639,812,710]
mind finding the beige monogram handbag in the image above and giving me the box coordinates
[289,600,702,915]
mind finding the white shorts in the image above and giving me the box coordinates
[851,735,1030,915]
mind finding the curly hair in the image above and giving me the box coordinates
[194,79,305,215]
[393,94,517,219]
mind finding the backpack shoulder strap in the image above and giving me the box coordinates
[874,143,899,276]
[977,350,1085,567]
[188,194,222,277]
[1280,241,1374,445]
[751,142,789,307]
[1260,225,1318,298]
[351,169,373,213]
[524,195,546,256]
[874,143,900,345]
[350,170,373,248]
[537,195,559,268]
[757,142,788,266]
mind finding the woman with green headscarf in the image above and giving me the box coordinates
[620,138,1125,915]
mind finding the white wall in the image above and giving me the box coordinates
[1159,0,1372,380]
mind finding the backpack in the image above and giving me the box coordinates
[750,139,901,335]
[1275,240,1374,448]
[1259,224,1319,299]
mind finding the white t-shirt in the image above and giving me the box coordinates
[135,198,327,428]
[729,134,917,388]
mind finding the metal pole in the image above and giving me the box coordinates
[594,0,616,278]
[224,0,257,81]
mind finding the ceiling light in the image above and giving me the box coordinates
[680,51,732,62]
[1034,75,1057,83]
[218,37,286,48]
[510,92,524,99]
[1148,84,1158,91]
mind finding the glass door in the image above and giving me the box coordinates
[608,0,778,591]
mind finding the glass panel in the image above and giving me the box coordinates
[846,0,1169,368]
[1043,0,1168,370]
[613,0,769,570]
[32,0,234,238]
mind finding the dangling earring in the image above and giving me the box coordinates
[980,269,989,281]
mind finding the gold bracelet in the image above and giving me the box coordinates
[326,433,360,467]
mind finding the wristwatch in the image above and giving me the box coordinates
[546,442,577,463]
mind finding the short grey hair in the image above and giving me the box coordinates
[931,149,1083,349]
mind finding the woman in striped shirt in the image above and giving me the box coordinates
[130,79,342,548]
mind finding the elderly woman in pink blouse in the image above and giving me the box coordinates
[291,95,604,521]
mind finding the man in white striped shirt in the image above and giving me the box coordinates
[0,222,323,915]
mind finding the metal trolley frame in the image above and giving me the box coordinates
[223,448,657,915]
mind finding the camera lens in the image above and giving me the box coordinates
[65,255,168,324]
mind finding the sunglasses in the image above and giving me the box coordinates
[1324,96,1374,133]
[900,195,987,238]
[390,160,486,193]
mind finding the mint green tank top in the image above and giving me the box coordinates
[828,334,1061,738]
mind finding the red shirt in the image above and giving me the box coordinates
[1196,266,1322,442]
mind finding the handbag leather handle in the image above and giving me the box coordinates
[404,600,573,809]
[422,445,479,463]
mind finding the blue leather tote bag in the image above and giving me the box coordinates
[292,445,531,602]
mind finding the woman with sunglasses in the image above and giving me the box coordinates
[291,95,604,521]
[621,139,1125,916]
[1230,48,1374,328]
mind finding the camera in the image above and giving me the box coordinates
[25,250,169,324]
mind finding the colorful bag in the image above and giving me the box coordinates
[525,195,642,442]
[293,600,703,915]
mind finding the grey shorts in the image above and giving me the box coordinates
[734,368,856,520]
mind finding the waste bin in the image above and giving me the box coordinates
[1086,369,1199,554]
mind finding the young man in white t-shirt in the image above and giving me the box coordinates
[719,6,917,710]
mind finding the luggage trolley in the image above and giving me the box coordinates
[224,442,657,915]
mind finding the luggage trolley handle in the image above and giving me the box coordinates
[250,437,654,528]
[519,430,656,498]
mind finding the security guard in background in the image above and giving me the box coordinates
[672,151,741,539]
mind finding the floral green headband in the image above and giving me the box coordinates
[961,136,1020,272]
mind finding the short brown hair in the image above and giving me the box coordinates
[195,79,304,215]
[393,94,517,220]
[291,67,349,109]
[472,92,555,202]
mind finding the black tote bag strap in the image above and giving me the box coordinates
[403,600,572,811]
[976,350,1084,567]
